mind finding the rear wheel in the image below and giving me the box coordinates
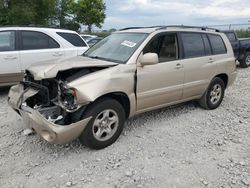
[240,52,250,68]
[199,77,225,110]
[79,98,125,149]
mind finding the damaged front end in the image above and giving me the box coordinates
[8,69,97,144]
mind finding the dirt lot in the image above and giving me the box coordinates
[0,68,249,188]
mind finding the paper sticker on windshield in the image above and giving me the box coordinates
[121,40,137,48]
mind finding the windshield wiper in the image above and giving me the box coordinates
[89,56,113,62]
[88,55,124,64]
[89,55,101,59]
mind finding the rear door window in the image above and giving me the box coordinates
[180,33,205,58]
[57,32,87,47]
[0,31,15,51]
[21,31,60,50]
[208,34,227,55]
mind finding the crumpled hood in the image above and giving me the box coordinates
[27,56,118,80]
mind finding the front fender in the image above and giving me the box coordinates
[67,64,137,116]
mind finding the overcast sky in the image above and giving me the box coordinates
[102,0,250,30]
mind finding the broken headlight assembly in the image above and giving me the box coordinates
[58,81,80,112]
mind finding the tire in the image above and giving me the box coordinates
[199,77,225,110]
[239,52,250,68]
[79,98,125,149]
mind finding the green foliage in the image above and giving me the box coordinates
[54,0,72,26]
[72,0,106,32]
[0,0,57,25]
[0,0,106,32]
[235,29,250,38]
[33,0,57,25]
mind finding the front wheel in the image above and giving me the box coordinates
[240,52,250,68]
[79,98,125,149]
[199,77,225,110]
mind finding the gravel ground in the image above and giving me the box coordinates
[0,68,250,188]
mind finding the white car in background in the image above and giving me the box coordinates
[80,34,97,42]
[0,27,89,86]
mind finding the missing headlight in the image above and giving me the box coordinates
[58,81,80,112]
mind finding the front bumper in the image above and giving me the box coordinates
[8,84,91,144]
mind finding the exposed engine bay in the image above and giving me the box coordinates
[22,67,105,125]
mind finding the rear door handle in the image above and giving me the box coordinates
[53,52,63,57]
[175,63,184,69]
[4,56,17,60]
[208,58,214,63]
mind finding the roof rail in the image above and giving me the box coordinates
[0,25,71,30]
[157,25,220,32]
[119,27,145,31]
[119,25,221,32]
[119,26,163,31]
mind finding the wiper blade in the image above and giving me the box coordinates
[88,55,123,64]
[89,56,111,61]
[89,55,101,59]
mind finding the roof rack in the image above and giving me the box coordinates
[157,25,220,32]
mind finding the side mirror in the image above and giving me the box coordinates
[140,53,159,66]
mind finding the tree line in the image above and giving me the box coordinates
[0,0,106,32]
[236,29,250,38]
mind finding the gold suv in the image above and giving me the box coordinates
[8,26,237,149]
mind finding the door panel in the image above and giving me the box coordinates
[0,51,20,74]
[19,48,64,71]
[182,57,216,99]
[137,60,184,112]
[136,32,184,112]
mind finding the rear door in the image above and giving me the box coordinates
[180,32,218,99]
[0,30,22,85]
[19,30,64,71]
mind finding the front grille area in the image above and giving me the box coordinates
[23,71,60,107]
[22,81,50,106]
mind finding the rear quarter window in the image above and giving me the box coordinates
[57,32,87,47]
[208,34,227,55]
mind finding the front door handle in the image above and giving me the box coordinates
[208,58,214,63]
[4,56,17,60]
[175,63,184,69]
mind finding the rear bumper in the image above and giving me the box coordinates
[8,84,91,144]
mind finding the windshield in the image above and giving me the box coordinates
[84,33,148,63]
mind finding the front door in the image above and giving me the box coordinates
[0,30,22,85]
[136,33,184,113]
